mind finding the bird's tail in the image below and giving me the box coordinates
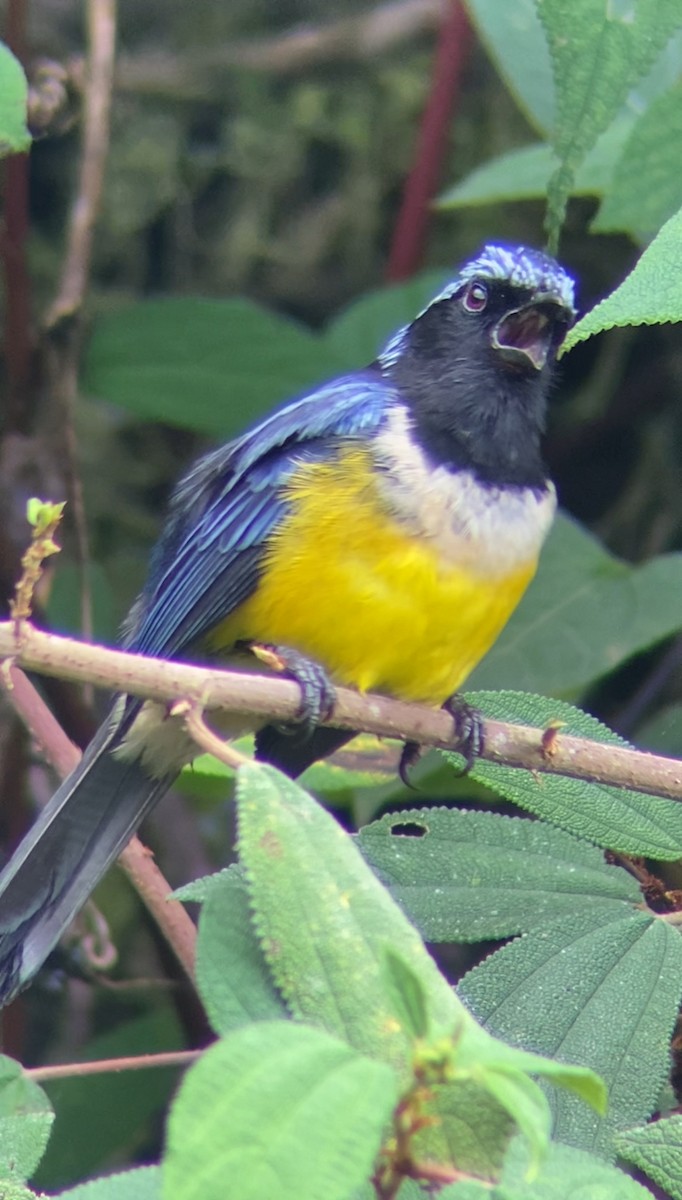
[0,720,171,1005]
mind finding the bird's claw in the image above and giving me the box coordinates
[251,642,336,738]
[443,693,484,773]
[398,694,484,787]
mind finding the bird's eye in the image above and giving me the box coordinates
[462,282,489,313]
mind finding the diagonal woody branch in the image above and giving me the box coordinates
[1,621,681,802]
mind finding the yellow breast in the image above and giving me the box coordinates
[208,448,544,706]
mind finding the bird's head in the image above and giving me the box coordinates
[379,244,577,487]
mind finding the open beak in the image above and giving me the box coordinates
[492,300,571,371]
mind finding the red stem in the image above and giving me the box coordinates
[385,0,472,283]
[1,155,32,432]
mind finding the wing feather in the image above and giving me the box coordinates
[126,374,393,660]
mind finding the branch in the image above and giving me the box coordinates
[26,1048,200,1082]
[0,660,197,983]
[45,0,116,328]
[42,0,117,649]
[63,0,443,104]
[1,622,682,802]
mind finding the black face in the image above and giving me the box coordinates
[383,275,575,490]
[460,276,574,372]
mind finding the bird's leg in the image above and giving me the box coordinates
[398,693,484,786]
[443,693,485,769]
[250,642,337,737]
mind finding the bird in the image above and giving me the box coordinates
[0,243,576,1005]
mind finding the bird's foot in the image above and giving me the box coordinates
[442,693,485,773]
[398,693,484,786]
[251,642,336,738]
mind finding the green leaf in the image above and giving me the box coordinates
[324,271,445,369]
[235,763,604,1178]
[615,1114,682,1200]
[185,865,287,1036]
[473,513,682,695]
[55,1167,161,1200]
[452,1024,606,1130]
[84,276,457,443]
[537,0,682,246]
[358,807,639,943]
[163,1022,399,1200]
[380,946,431,1041]
[460,909,682,1156]
[594,84,682,238]
[235,763,461,1072]
[464,0,555,134]
[438,121,630,210]
[563,207,682,351]
[443,1136,656,1198]
[83,299,340,439]
[0,1056,54,1183]
[0,1184,38,1200]
[455,691,682,858]
[0,43,30,156]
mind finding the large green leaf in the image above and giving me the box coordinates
[460,909,682,1157]
[358,807,639,943]
[0,43,30,156]
[442,1137,655,1199]
[83,298,340,438]
[324,271,445,369]
[594,84,682,238]
[452,691,682,858]
[235,764,461,1072]
[0,1056,53,1184]
[564,207,682,351]
[83,274,453,440]
[235,762,604,1178]
[615,1114,682,1200]
[464,0,555,135]
[175,866,286,1036]
[474,512,682,695]
[438,121,630,210]
[163,1022,399,1200]
[537,0,682,245]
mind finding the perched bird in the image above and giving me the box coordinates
[0,244,575,1004]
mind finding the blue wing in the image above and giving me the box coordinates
[126,373,395,660]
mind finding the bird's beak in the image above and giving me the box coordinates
[492,299,571,371]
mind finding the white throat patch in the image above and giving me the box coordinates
[371,405,556,578]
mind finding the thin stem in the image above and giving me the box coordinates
[26,1048,201,1082]
[43,0,117,651]
[181,703,250,771]
[45,0,117,328]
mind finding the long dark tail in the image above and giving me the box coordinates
[0,721,171,1006]
[0,715,349,1005]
